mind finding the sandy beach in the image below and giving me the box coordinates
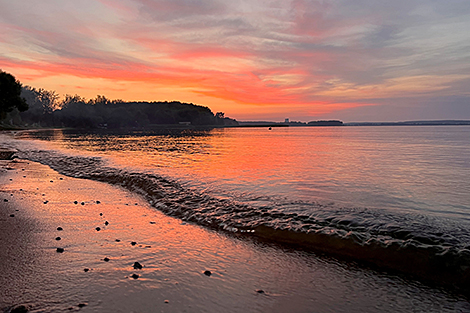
[1,157,470,313]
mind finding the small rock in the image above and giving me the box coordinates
[55,237,61,241]
[77,303,87,308]
[131,273,139,279]
[57,227,63,231]
[74,201,78,204]
[115,239,121,242]
[104,257,110,262]
[131,241,137,246]
[256,289,265,294]
[149,221,156,224]
[4,199,8,202]
[81,202,85,205]
[204,270,212,276]
[133,262,143,269]
[104,221,109,226]
[57,248,64,253]
[84,268,89,272]
[164,300,169,304]
[59,177,63,180]
[50,180,53,182]
[99,213,103,216]
[9,305,28,313]
[96,227,101,231]
[10,214,15,217]
[96,200,101,204]
[44,201,49,204]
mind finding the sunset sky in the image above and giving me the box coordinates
[1,0,469,122]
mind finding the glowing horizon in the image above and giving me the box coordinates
[1,0,469,122]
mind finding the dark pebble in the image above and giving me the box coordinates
[256,289,265,294]
[55,237,61,241]
[10,214,15,217]
[9,305,28,313]
[164,300,169,304]
[115,239,121,242]
[96,227,101,231]
[104,221,109,226]
[74,201,78,204]
[57,227,63,231]
[96,200,101,204]
[44,201,48,204]
[131,241,137,246]
[149,221,156,224]
[4,199,8,202]
[50,180,53,182]
[77,303,87,308]
[59,177,63,180]
[99,213,103,216]
[131,273,139,279]
[133,262,143,269]
[56,248,64,253]
[84,268,89,272]
[204,270,212,276]
[81,202,85,205]
[104,257,110,262]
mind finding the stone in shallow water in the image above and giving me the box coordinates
[133,262,143,269]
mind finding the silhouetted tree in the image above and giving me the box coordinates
[0,70,28,120]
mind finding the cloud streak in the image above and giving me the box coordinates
[1,0,469,121]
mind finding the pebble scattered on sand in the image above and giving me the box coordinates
[133,262,143,269]
[164,300,169,304]
[56,248,64,253]
[84,268,89,272]
[43,201,49,204]
[104,221,109,226]
[150,221,156,224]
[131,274,139,279]
[96,200,101,204]
[10,214,15,217]
[74,201,78,204]
[77,303,87,308]
[100,213,103,216]
[81,202,85,205]
[131,241,137,246]
[57,227,63,231]
[9,304,28,313]
[55,237,61,241]
[115,239,121,242]
[204,270,212,276]
[256,289,265,294]
[96,227,101,231]
[104,257,110,262]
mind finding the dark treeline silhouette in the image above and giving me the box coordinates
[13,86,238,129]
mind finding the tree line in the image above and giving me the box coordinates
[1,70,238,129]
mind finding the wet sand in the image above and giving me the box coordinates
[1,158,469,313]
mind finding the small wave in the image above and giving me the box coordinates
[13,147,470,292]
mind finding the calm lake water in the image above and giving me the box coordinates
[4,125,470,292]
